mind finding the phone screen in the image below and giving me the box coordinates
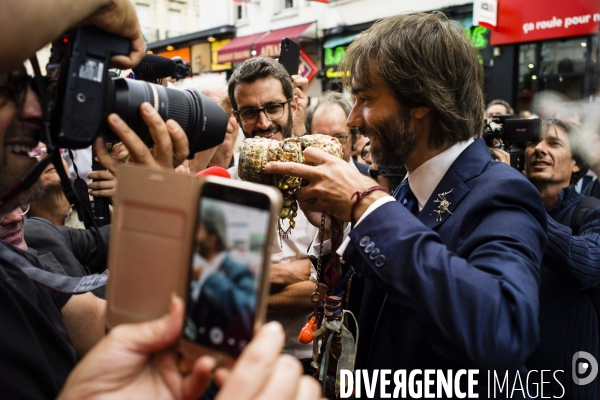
[182,190,271,358]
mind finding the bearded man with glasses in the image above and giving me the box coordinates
[229,57,303,141]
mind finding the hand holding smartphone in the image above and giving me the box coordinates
[179,177,281,366]
[105,165,281,368]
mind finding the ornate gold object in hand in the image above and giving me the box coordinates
[238,134,344,238]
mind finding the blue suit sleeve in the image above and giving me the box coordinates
[344,178,546,370]
[544,208,600,290]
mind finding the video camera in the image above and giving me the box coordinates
[171,57,192,81]
[483,114,541,171]
[44,26,226,154]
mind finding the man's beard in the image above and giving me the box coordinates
[243,112,293,140]
[0,167,44,215]
[198,239,211,259]
[0,123,44,215]
[361,114,418,168]
[526,174,557,185]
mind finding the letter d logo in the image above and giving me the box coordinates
[572,351,598,385]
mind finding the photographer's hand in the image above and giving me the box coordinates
[96,102,190,173]
[291,75,309,137]
[489,147,510,164]
[1,0,143,73]
[84,0,145,69]
[87,169,117,199]
[57,296,214,400]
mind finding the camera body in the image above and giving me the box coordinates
[47,26,226,154]
[483,114,541,171]
[171,57,192,81]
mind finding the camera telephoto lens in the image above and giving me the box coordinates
[110,78,227,155]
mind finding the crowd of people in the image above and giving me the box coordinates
[1,1,599,399]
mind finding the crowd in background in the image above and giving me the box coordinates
[0,2,600,400]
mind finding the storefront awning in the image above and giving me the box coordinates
[216,32,269,64]
[254,22,314,57]
[218,22,315,63]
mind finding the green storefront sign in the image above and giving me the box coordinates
[323,25,490,77]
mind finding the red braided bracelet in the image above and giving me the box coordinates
[350,186,387,226]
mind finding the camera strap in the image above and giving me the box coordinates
[29,55,109,273]
[1,242,108,294]
[20,263,108,294]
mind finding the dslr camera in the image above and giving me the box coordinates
[44,26,226,153]
[483,114,541,171]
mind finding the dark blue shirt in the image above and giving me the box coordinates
[526,185,600,399]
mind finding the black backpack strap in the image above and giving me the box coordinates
[570,196,600,236]
[582,179,597,196]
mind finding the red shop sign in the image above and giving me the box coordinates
[491,0,600,45]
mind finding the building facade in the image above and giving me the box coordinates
[140,0,599,111]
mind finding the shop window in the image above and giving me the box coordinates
[540,38,587,76]
[516,43,537,112]
[539,38,587,101]
[588,35,599,98]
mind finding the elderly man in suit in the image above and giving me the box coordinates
[266,12,547,398]
[304,91,370,176]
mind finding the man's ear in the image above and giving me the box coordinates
[411,106,431,120]
[572,159,581,175]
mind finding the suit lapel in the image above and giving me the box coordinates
[419,169,469,230]
[417,138,490,230]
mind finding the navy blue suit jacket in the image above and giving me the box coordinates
[355,160,370,176]
[346,138,547,397]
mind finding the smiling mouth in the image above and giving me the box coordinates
[6,144,36,158]
[1,228,22,245]
[531,161,551,167]
[255,130,279,139]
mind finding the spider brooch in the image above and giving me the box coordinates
[433,189,453,221]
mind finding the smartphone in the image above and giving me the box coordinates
[105,164,200,329]
[179,176,282,367]
[279,38,300,76]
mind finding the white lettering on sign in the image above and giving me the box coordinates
[259,44,281,58]
[522,13,599,34]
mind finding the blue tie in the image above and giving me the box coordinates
[393,179,418,215]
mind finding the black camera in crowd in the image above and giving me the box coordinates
[45,26,226,154]
[171,57,192,81]
[483,114,541,171]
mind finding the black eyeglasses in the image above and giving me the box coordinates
[234,99,292,125]
[361,140,371,160]
[0,204,30,224]
[333,134,349,145]
[0,66,32,109]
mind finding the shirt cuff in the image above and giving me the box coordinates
[337,196,396,262]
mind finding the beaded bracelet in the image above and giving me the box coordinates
[350,186,387,226]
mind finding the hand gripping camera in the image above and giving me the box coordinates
[46,26,226,153]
